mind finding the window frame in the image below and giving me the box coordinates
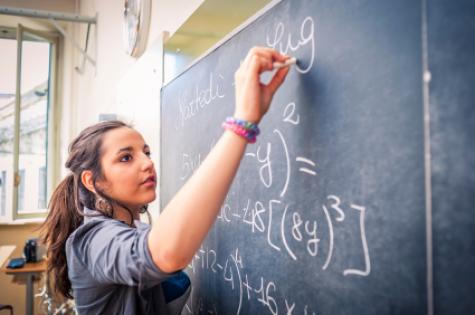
[0,24,60,223]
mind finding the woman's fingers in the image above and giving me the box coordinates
[266,66,290,95]
[242,47,273,65]
[242,47,289,72]
[248,55,274,77]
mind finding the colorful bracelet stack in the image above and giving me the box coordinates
[222,117,260,143]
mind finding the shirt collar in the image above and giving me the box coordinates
[83,206,145,227]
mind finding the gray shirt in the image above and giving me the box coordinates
[65,207,190,315]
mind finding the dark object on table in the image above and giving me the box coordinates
[6,257,25,269]
[23,238,45,263]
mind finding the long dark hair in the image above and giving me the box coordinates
[40,120,141,299]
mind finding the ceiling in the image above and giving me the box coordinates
[164,0,273,79]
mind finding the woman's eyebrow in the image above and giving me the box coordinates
[116,144,150,155]
[116,146,133,155]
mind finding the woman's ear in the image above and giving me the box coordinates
[81,170,96,193]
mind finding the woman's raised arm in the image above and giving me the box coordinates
[148,47,290,273]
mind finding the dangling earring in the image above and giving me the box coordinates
[95,196,112,214]
[139,204,148,214]
[140,204,152,224]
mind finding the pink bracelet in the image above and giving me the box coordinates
[222,118,259,143]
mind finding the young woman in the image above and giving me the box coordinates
[41,47,291,314]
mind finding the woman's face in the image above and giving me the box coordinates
[97,127,157,209]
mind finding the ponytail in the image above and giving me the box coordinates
[40,173,82,299]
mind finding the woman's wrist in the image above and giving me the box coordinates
[233,110,261,124]
[222,116,260,143]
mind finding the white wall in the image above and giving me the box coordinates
[64,0,204,214]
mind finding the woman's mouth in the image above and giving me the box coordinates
[141,175,157,187]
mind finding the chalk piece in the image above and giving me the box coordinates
[273,57,297,69]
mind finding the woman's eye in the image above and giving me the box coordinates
[145,151,151,157]
[120,154,132,162]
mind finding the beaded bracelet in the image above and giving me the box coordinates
[222,117,260,143]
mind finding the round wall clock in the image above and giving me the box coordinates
[123,0,151,57]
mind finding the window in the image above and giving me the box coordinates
[0,25,59,222]
[0,171,6,216]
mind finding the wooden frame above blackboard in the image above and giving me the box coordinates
[163,0,282,86]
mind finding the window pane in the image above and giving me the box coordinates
[0,171,6,216]
[17,33,50,215]
[0,38,16,217]
[38,166,46,209]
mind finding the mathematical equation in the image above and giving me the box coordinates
[185,248,318,315]
[178,94,372,277]
[218,193,370,277]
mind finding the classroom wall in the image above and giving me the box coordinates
[0,0,204,313]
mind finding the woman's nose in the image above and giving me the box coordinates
[141,153,154,171]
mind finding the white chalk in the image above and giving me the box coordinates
[273,57,297,69]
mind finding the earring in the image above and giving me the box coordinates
[139,204,148,214]
[95,196,112,214]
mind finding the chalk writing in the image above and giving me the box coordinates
[266,16,316,73]
[175,73,226,130]
[187,247,318,315]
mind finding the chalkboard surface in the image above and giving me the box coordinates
[160,0,475,314]
[428,0,475,314]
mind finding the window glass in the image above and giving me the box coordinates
[38,166,46,209]
[0,171,6,216]
[16,33,50,215]
[0,38,16,217]
[0,31,52,219]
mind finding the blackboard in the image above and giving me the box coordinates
[160,0,475,314]
[428,0,475,314]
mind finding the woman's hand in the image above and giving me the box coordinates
[234,47,291,124]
